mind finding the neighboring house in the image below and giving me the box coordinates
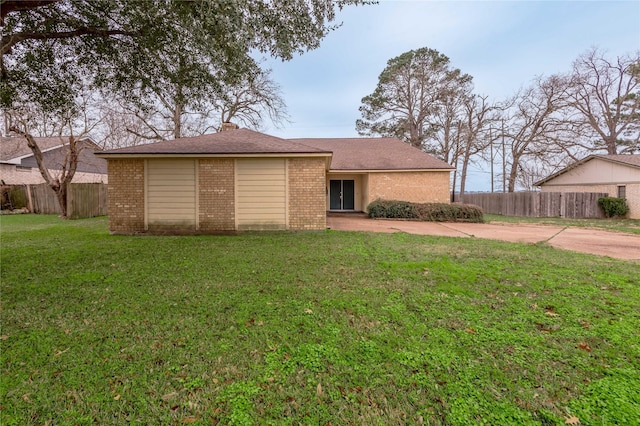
[96,128,453,234]
[535,154,640,219]
[0,136,107,185]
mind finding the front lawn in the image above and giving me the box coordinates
[1,215,639,425]
[484,213,640,235]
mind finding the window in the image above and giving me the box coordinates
[617,185,626,199]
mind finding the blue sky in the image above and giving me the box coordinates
[260,0,640,190]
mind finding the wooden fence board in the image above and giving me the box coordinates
[68,183,108,219]
[457,192,608,218]
[2,183,107,218]
[30,184,61,214]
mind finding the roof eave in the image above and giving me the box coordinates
[329,168,455,173]
[95,152,333,159]
[535,154,640,186]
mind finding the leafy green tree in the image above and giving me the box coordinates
[356,47,472,151]
[1,0,367,216]
[1,0,366,111]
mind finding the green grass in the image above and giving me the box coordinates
[2,215,639,425]
[484,213,640,235]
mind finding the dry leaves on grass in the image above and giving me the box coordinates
[577,342,592,352]
[565,415,580,424]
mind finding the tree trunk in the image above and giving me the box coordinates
[9,125,79,218]
[459,152,470,202]
[55,181,68,218]
[507,162,518,192]
[604,135,618,154]
[173,99,183,139]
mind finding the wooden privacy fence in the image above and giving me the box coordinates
[1,183,108,219]
[456,192,608,219]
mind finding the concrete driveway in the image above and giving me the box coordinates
[326,215,640,261]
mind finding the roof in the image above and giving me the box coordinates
[535,154,640,186]
[96,129,453,171]
[19,140,107,174]
[0,136,106,174]
[96,128,332,157]
[290,137,454,171]
[1,136,67,163]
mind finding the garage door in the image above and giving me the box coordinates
[147,159,197,229]
[236,159,286,230]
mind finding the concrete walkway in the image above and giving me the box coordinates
[326,216,640,261]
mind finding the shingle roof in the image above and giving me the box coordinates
[535,154,640,186]
[0,136,106,173]
[289,137,454,171]
[98,128,331,156]
[1,136,67,162]
[19,140,107,174]
[595,154,640,168]
[96,129,453,171]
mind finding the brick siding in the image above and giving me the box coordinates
[0,163,107,184]
[367,171,451,206]
[541,184,640,219]
[107,159,145,233]
[288,158,327,230]
[198,159,236,231]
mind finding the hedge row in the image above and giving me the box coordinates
[367,199,484,223]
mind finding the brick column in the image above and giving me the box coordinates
[198,159,236,231]
[288,158,327,230]
[107,159,145,234]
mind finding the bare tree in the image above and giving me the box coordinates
[457,94,500,199]
[6,98,100,217]
[216,70,289,132]
[93,98,152,149]
[501,75,569,192]
[429,79,473,163]
[113,67,288,142]
[566,48,640,154]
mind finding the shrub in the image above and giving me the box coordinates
[598,197,629,218]
[367,199,418,219]
[414,202,484,222]
[367,200,483,222]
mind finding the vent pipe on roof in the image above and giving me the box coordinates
[221,122,239,132]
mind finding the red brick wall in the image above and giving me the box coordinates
[107,159,145,234]
[198,159,236,231]
[288,158,327,230]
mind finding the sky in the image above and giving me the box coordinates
[258,0,640,191]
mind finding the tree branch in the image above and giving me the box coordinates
[2,27,137,56]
